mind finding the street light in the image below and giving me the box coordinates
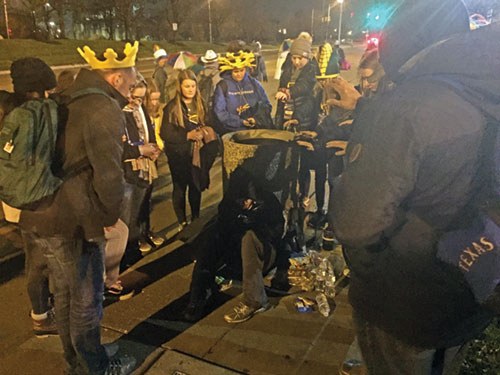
[337,0,344,45]
[3,0,9,39]
[207,0,213,44]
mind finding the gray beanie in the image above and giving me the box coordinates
[290,38,311,58]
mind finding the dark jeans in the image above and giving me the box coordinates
[172,179,201,223]
[21,229,51,315]
[299,148,327,211]
[353,311,463,375]
[121,182,148,242]
[36,234,108,375]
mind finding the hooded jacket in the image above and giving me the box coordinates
[20,69,127,240]
[213,71,271,132]
[333,10,500,349]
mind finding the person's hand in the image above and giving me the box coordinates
[242,198,255,210]
[150,145,161,161]
[139,143,159,159]
[187,129,203,141]
[326,140,348,155]
[243,118,256,128]
[296,140,315,151]
[326,77,361,110]
[275,91,288,102]
[283,119,298,131]
[104,219,119,232]
[299,131,317,139]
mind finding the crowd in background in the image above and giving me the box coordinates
[1,0,500,374]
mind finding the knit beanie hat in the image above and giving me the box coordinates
[10,57,56,95]
[290,38,311,59]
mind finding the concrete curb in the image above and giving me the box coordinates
[0,57,156,75]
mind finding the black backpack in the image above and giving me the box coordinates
[198,69,220,117]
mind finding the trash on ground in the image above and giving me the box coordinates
[288,251,336,298]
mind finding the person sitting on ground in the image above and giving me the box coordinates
[160,70,218,232]
[213,50,272,133]
[184,167,288,323]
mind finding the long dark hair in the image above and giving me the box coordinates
[169,69,205,128]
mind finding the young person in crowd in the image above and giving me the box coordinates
[160,70,217,232]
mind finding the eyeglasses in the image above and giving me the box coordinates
[131,95,145,103]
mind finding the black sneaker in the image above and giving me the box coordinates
[308,211,327,228]
[183,300,206,322]
[104,355,136,375]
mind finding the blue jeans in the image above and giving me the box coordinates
[21,229,51,315]
[37,234,109,375]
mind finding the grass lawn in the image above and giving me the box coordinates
[0,39,278,70]
[460,318,500,374]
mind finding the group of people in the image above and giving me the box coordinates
[2,0,500,373]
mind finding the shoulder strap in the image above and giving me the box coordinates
[219,80,228,96]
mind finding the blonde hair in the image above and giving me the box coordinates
[169,70,205,128]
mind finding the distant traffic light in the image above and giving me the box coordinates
[365,4,395,30]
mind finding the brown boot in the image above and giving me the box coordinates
[31,310,58,337]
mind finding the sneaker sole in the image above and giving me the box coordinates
[119,290,135,301]
[34,331,58,338]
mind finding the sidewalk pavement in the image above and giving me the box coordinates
[0,152,356,374]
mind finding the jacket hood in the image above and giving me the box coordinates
[399,23,500,123]
[379,0,469,81]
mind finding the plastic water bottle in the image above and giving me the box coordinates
[315,292,330,317]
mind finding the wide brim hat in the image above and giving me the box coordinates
[154,48,168,60]
[201,49,218,63]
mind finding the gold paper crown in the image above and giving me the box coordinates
[219,51,255,72]
[77,41,139,70]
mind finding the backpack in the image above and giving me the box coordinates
[249,55,261,79]
[0,88,108,209]
[198,69,221,114]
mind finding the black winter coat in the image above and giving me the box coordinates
[277,61,318,131]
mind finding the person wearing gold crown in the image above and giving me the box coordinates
[212,50,272,133]
[19,42,139,375]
